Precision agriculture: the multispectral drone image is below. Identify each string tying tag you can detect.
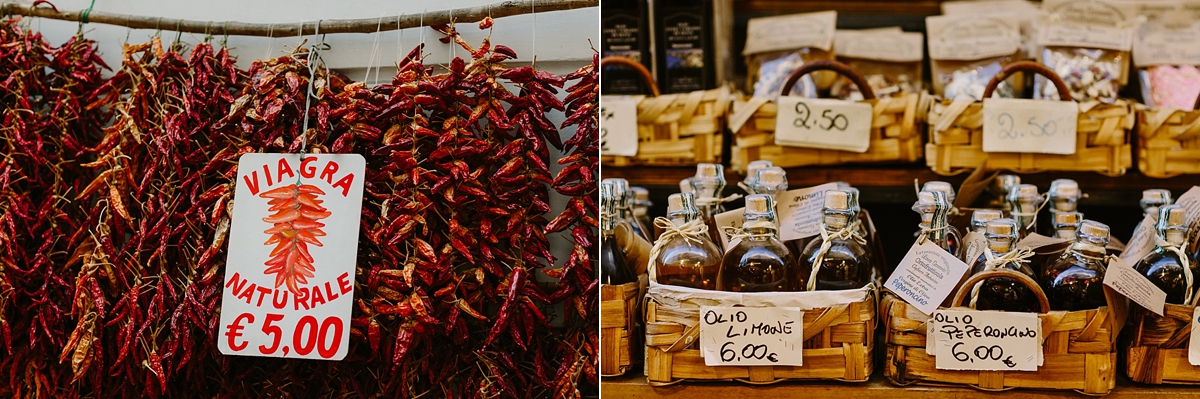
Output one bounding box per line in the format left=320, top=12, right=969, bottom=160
left=969, top=247, right=1035, bottom=308
left=1009, top=193, right=1050, bottom=231
left=1154, top=235, right=1193, bottom=305
left=915, top=224, right=950, bottom=245
left=721, top=226, right=775, bottom=243
left=806, top=220, right=867, bottom=291
left=646, top=218, right=711, bottom=282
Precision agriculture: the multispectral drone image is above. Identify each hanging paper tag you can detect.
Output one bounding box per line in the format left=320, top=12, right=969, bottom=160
left=885, top=241, right=972, bottom=315
left=714, top=208, right=745, bottom=252
left=961, top=231, right=988, bottom=266
left=932, top=310, right=1040, bottom=371
left=774, top=97, right=873, bottom=153
left=1103, top=257, right=1167, bottom=316
left=777, top=182, right=840, bottom=241
left=1122, top=187, right=1200, bottom=264
left=219, top=153, right=366, bottom=360
left=982, top=98, right=1078, bottom=154
left=699, top=306, right=804, bottom=366
left=600, top=95, right=642, bottom=156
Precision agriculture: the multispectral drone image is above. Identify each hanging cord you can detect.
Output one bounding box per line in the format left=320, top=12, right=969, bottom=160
left=968, top=247, right=1035, bottom=308
left=806, top=220, right=866, bottom=291
left=1154, top=235, right=1194, bottom=305
left=364, top=16, right=383, bottom=85
left=1010, top=193, right=1050, bottom=233
left=298, top=20, right=326, bottom=156
left=530, top=0, right=536, bottom=64
left=77, top=0, right=95, bottom=34
left=263, top=23, right=274, bottom=59
left=395, top=13, right=403, bottom=63
left=645, top=218, right=709, bottom=282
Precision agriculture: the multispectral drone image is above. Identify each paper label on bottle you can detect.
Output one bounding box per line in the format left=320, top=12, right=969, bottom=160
left=926, top=14, right=1021, bottom=60
left=743, top=11, right=836, bottom=55
left=1122, top=186, right=1200, bottom=265
left=835, top=30, right=924, bottom=62
left=931, top=310, right=1041, bottom=371
left=982, top=98, right=1078, bottom=155
left=1040, top=0, right=1137, bottom=51
left=961, top=231, right=988, bottom=266
left=1103, top=257, right=1167, bottom=316
left=699, top=306, right=804, bottom=366
left=714, top=208, right=745, bottom=252
left=1189, top=307, right=1200, bottom=366
left=599, top=95, right=642, bottom=157
left=774, top=97, right=874, bottom=153
left=777, top=183, right=841, bottom=242
left=885, top=241, right=972, bottom=315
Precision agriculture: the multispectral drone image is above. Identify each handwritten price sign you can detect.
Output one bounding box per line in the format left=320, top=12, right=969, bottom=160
left=932, top=310, right=1040, bottom=371
left=599, top=95, right=640, bottom=156
left=774, top=97, right=872, bottom=153
left=982, top=98, right=1077, bottom=155
left=218, top=153, right=366, bottom=360
left=699, top=307, right=804, bottom=366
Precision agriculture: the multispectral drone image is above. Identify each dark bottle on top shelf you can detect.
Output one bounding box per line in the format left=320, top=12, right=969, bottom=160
left=1041, top=220, right=1111, bottom=311
left=653, top=193, right=723, bottom=290
left=691, top=163, right=728, bottom=253
left=1134, top=205, right=1196, bottom=305
left=655, top=0, right=714, bottom=93
left=600, top=183, right=638, bottom=285
left=967, top=218, right=1041, bottom=312
left=601, top=0, right=652, bottom=95
left=799, top=190, right=872, bottom=291
left=717, top=194, right=793, bottom=292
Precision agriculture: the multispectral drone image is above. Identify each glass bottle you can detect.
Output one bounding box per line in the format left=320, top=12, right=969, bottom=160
left=1052, top=211, right=1083, bottom=241
left=913, top=190, right=960, bottom=258
left=691, top=163, right=728, bottom=252
left=1134, top=205, right=1196, bottom=305
left=922, top=181, right=963, bottom=254
left=679, top=177, right=694, bottom=195
left=717, top=194, right=793, bottom=292
left=601, top=178, right=651, bottom=242
left=1041, top=220, right=1111, bottom=311
left=800, top=190, right=872, bottom=291
left=989, top=174, right=1021, bottom=210
left=631, top=186, right=654, bottom=240
left=1007, top=184, right=1043, bottom=238
left=741, top=160, right=774, bottom=193
left=1141, top=189, right=1173, bottom=220
left=968, top=218, right=1041, bottom=312
left=971, top=209, right=1004, bottom=234
left=653, top=193, right=723, bottom=290
left=600, top=183, right=637, bottom=285
left=1042, top=179, right=1080, bottom=236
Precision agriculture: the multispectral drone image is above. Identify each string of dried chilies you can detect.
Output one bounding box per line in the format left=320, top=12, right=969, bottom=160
left=0, top=16, right=597, bottom=399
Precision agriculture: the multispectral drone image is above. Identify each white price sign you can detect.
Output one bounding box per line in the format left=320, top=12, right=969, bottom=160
left=774, top=97, right=873, bottom=153
left=219, top=153, right=366, bottom=360
left=982, top=98, right=1078, bottom=154
left=600, top=95, right=641, bottom=156
left=699, top=307, right=804, bottom=366
left=932, top=310, right=1041, bottom=371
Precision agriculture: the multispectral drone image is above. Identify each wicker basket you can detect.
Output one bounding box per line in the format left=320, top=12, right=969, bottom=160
left=1136, top=96, right=1200, bottom=178
left=729, top=60, right=927, bottom=173
left=599, top=56, right=728, bottom=167
left=925, top=61, right=1133, bottom=176
left=600, top=275, right=647, bottom=376
left=882, top=269, right=1125, bottom=395
left=643, top=285, right=877, bottom=385
left=1126, top=303, right=1200, bottom=384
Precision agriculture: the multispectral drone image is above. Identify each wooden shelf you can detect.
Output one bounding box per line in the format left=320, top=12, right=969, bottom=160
left=603, top=370, right=1200, bottom=398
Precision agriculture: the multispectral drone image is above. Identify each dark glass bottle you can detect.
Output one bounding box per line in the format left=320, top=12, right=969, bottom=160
left=691, top=163, right=728, bottom=253
left=913, top=190, right=959, bottom=258
left=718, top=195, right=793, bottom=292
left=1134, top=205, right=1196, bottom=305
left=800, top=190, right=872, bottom=291
left=601, top=0, right=652, bottom=95
left=1007, top=184, right=1043, bottom=238
left=922, top=181, right=963, bottom=255
left=653, top=193, right=723, bottom=290
left=600, top=184, right=637, bottom=285
left=1052, top=211, right=1082, bottom=241
left=603, top=178, right=651, bottom=242
left=968, top=218, right=1041, bottom=312
left=1042, top=179, right=1080, bottom=237
left=1141, top=189, right=1173, bottom=220
left=1041, top=220, right=1111, bottom=311
left=655, top=0, right=714, bottom=93
left=631, top=186, right=654, bottom=240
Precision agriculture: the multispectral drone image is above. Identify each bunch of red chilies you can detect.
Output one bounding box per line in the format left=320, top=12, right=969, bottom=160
left=0, top=16, right=598, bottom=398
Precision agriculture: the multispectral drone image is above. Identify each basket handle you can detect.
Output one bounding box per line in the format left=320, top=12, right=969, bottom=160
left=780, top=60, right=876, bottom=100
left=949, top=268, right=1051, bottom=313
left=600, top=56, right=660, bottom=97
left=982, top=60, right=1072, bottom=101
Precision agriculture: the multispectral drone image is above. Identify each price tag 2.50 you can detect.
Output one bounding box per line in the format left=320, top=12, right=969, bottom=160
left=774, top=96, right=873, bottom=153
left=699, top=306, right=804, bottom=366
left=600, top=95, right=642, bottom=157
left=933, top=309, right=1040, bottom=371
left=982, top=98, right=1078, bottom=155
